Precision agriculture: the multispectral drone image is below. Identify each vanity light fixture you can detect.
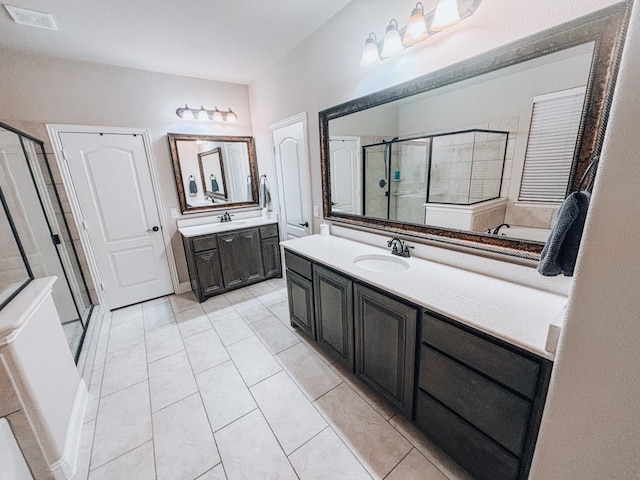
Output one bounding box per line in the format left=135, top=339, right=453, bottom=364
left=176, top=105, right=238, bottom=123
left=381, top=19, right=404, bottom=58
left=360, top=0, right=481, bottom=66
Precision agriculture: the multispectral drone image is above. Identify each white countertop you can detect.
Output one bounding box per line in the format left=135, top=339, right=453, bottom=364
left=281, top=234, right=566, bottom=360
left=178, top=217, right=278, bottom=237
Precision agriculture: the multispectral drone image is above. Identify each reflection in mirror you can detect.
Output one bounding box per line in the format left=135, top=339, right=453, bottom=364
left=329, top=43, right=592, bottom=243
left=198, top=147, right=227, bottom=201
left=168, top=134, right=259, bottom=214
left=321, top=4, right=630, bottom=256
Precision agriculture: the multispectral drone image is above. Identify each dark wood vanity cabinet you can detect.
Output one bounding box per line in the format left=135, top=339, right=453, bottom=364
left=313, top=265, right=354, bottom=369
left=283, top=247, right=554, bottom=480
left=284, top=249, right=417, bottom=414
left=194, top=249, right=225, bottom=296
left=219, top=228, right=264, bottom=288
left=183, top=223, right=281, bottom=302
left=260, top=224, right=282, bottom=278
left=284, top=251, right=315, bottom=338
left=354, top=284, right=417, bottom=417
left=415, top=312, right=552, bottom=480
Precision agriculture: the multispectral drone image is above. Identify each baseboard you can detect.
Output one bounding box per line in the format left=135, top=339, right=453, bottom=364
left=178, top=281, right=192, bottom=294
left=49, top=379, right=88, bottom=480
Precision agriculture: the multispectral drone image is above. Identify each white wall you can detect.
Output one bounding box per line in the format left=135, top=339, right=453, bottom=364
left=249, top=0, right=639, bottom=478
left=0, top=49, right=252, bottom=284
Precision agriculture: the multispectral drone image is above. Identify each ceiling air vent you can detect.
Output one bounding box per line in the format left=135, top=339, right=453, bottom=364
left=4, top=5, right=57, bottom=30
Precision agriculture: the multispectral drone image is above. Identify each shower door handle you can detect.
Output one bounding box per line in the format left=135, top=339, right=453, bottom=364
left=147, top=226, right=160, bottom=232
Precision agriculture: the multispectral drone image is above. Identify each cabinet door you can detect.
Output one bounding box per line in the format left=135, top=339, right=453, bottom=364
left=354, top=284, right=417, bottom=416
left=218, top=232, right=244, bottom=289
left=195, top=250, right=224, bottom=298
left=261, top=237, right=282, bottom=278
left=313, top=265, right=354, bottom=369
left=286, top=269, right=315, bottom=339
left=239, top=228, right=265, bottom=283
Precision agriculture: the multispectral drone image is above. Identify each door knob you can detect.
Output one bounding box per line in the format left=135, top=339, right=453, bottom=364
left=147, top=226, right=160, bottom=232
left=298, top=222, right=309, bottom=228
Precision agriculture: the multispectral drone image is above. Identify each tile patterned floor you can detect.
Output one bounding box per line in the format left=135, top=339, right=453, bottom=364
left=74, top=277, right=472, bottom=480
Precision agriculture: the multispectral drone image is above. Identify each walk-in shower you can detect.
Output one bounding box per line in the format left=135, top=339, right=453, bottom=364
left=0, top=123, right=93, bottom=361
left=363, top=129, right=509, bottom=224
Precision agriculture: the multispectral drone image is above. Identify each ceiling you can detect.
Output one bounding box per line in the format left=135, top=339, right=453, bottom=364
left=0, top=0, right=352, bottom=84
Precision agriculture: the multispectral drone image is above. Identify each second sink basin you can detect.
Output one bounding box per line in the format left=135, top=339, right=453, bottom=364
left=353, top=254, right=409, bottom=273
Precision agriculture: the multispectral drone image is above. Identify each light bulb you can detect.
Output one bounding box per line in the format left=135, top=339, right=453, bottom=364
left=226, top=109, right=237, bottom=123
left=431, top=0, right=460, bottom=31
left=381, top=19, right=404, bottom=58
left=197, top=106, right=208, bottom=121
left=360, top=32, right=381, bottom=67
left=212, top=108, right=223, bottom=122
left=403, top=2, right=428, bottom=46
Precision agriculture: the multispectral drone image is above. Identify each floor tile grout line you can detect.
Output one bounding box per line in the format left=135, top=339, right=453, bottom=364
left=385, top=415, right=458, bottom=480
left=166, top=296, right=225, bottom=477
left=274, top=347, right=390, bottom=478
left=284, top=425, right=330, bottom=458
left=381, top=446, right=414, bottom=480
left=86, top=439, right=154, bottom=476
left=141, top=306, right=159, bottom=480
left=86, top=311, right=113, bottom=474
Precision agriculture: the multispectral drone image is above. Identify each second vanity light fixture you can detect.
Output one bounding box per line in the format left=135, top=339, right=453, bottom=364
left=176, top=105, right=238, bottom=123
left=360, top=0, right=482, bottom=67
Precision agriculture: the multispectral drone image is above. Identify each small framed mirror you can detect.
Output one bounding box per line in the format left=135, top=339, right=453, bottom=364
left=198, top=147, right=228, bottom=201
left=168, top=134, right=259, bottom=214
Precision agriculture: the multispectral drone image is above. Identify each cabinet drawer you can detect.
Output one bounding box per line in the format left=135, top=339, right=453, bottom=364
left=419, top=346, right=530, bottom=455
left=284, top=250, right=312, bottom=280
left=422, top=313, right=539, bottom=399
left=192, top=234, right=218, bottom=252
left=260, top=224, right=279, bottom=239
left=415, top=391, right=520, bottom=480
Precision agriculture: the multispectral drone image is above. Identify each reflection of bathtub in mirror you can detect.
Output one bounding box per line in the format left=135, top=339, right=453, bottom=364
left=498, top=226, right=551, bottom=243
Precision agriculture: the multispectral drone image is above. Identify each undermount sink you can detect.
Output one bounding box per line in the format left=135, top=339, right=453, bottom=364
left=215, top=220, right=246, bottom=227
left=353, top=254, right=409, bottom=273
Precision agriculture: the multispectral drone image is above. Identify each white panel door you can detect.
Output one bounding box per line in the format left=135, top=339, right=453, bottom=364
left=59, top=132, right=173, bottom=309
left=271, top=114, right=312, bottom=239
left=329, top=137, right=360, bottom=214
left=223, top=142, right=251, bottom=202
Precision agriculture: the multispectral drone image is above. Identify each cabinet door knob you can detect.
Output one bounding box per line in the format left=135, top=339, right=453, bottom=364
left=298, top=222, right=309, bottom=228
left=147, top=226, right=160, bottom=232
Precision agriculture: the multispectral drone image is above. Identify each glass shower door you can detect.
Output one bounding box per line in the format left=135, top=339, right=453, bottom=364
left=0, top=124, right=93, bottom=359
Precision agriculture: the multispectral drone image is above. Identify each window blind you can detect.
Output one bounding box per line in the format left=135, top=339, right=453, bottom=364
left=518, top=87, right=586, bottom=202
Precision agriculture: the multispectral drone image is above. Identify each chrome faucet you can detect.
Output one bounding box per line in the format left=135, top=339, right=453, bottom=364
left=387, top=237, right=414, bottom=258
left=219, top=212, right=233, bottom=223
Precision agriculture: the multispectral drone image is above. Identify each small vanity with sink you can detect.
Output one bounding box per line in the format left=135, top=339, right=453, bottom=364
left=179, top=215, right=281, bottom=302
left=282, top=232, right=565, bottom=480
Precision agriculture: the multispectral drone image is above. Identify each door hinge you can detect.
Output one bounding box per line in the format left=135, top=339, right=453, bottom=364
left=61, top=149, right=69, bottom=161
left=51, top=234, right=61, bottom=245
left=100, top=282, right=105, bottom=292
left=81, top=220, right=88, bottom=231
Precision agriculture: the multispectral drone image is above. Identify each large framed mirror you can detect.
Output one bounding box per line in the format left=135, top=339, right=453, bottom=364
left=320, top=3, right=630, bottom=258
left=168, top=134, right=259, bottom=214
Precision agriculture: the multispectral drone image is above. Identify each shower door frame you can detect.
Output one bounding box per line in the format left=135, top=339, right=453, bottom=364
left=0, top=121, right=95, bottom=361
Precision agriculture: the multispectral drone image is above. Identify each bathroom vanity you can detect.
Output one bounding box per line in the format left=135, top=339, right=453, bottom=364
left=282, top=234, right=564, bottom=480
left=180, top=217, right=281, bottom=302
